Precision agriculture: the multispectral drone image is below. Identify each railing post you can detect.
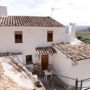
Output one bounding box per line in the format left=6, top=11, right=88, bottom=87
left=80, top=80, right=83, bottom=90
left=51, top=72, right=54, bottom=90
left=75, top=78, right=78, bottom=90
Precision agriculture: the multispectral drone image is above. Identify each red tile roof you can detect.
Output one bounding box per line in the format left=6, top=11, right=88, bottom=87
left=53, top=43, right=90, bottom=61
left=0, top=57, right=45, bottom=89
left=0, top=16, right=64, bottom=27
left=36, top=46, right=57, bottom=54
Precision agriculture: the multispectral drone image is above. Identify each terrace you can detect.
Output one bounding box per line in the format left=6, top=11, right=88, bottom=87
left=26, top=63, right=76, bottom=90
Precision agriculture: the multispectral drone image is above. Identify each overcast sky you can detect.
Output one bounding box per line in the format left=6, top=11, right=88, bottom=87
left=0, top=0, right=90, bottom=25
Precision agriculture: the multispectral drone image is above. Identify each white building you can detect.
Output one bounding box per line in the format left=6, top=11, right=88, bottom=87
left=0, top=16, right=67, bottom=65
left=0, top=6, right=90, bottom=88
left=53, top=43, right=90, bottom=87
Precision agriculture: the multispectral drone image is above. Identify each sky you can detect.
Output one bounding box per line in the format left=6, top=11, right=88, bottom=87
left=0, top=0, right=90, bottom=25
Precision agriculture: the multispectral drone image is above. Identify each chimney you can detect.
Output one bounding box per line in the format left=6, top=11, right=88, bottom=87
left=68, top=23, right=76, bottom=43
left=0, top=6, right=7, bottom=16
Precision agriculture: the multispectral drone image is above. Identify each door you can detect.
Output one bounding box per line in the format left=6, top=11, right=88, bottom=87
left=41, top=55, right=48, bottom=70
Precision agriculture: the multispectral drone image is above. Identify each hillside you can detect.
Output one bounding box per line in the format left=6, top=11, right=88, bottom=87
left=76, top=28, right=90, bottom=44
left=65, top=26, right=90, bottom=31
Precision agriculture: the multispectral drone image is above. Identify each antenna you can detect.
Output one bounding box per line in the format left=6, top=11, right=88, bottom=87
left=51, top=7, right=59, bottom=17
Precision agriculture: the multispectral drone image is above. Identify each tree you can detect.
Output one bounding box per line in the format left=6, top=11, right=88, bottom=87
left=77, top=36, right=82, bottom=40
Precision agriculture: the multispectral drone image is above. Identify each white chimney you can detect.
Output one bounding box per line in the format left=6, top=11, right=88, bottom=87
left=0, top=6, right=7, bottom=16
left=68, top=23, right=76, bottom=43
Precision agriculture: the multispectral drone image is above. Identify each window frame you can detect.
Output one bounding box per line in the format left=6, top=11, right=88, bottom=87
left=47, top=31, right=53, bottom=42
left=26, top=55, right=33, bottom=64
left=15, top=31, right=23, bottom=43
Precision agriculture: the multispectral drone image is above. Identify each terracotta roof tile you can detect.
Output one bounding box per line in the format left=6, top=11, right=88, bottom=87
left=0, top=16, right=64, bottom=27
left=0, top=57, right=45, bottom=89
left=36, top=46, right=57, bottom=54
left=53, top=43, right=90, bottom=61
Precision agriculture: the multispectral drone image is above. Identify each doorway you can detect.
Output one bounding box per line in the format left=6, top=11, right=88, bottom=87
left=41, top=55, right=48, bottom=70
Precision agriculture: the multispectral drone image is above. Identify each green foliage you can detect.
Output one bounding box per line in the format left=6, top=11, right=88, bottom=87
left=77, top=36, right=82, bottom=40
left=76, top=28, right=90, bottom=44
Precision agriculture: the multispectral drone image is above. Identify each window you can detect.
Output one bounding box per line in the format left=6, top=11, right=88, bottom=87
left=26, top=55, right=32, bottom=64
left=47, top=31, right=53, bottom=42
left=15, top=31, right=23, bottom=43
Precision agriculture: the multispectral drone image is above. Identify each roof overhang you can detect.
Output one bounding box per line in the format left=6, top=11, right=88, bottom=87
left=35, top=46, right=56, bottom=55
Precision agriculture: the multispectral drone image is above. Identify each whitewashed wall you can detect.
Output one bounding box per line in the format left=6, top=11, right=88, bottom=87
left=0, top=26, right=66, bottom=64
left=65, top=23, right=76, bottom=44
left=53, top=47, right=90, bottom=87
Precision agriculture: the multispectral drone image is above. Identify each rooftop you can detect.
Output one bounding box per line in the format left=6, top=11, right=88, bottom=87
left=0, top=16, right=64, bottom=27
left=0, top=57, right=45, bottom=89
left=53, top=43, right=90, bottom=61
left=36, top=46, right=57, bottom=55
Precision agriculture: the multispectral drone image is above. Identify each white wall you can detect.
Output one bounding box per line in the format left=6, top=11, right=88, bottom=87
left=0, top=26, right=66, bottom=64
left=53, top=47, right=90, bottom=87
left=65, top=23, right=76, bottom=44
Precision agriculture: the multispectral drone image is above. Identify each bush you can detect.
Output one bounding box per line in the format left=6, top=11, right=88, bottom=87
left=77, top=36, right=82, bottom=40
